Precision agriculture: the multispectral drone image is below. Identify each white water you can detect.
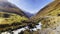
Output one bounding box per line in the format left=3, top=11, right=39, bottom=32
left=2, top=22, right=42, bottom=34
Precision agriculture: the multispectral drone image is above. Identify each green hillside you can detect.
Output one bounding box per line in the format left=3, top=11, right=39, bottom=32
left=0, top=1, right=29, bottom=31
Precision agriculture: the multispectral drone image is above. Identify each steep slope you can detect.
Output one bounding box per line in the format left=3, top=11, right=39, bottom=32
left=0, top=0, right=29, bottom=32
left=0, top=1, right=28, bottom=17
left=29, top=0, right=60, bottom=34
left=30, top=0, right=60, bottom=22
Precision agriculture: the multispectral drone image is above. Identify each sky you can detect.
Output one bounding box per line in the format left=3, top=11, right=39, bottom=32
left=1, top=0, right=54, bottom=34
left=8, top=0, right=54, bottom=14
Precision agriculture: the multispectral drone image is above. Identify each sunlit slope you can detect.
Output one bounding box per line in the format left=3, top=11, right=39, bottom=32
left=29, top=0, right=60, bottom=34
left=30, top=0, right=60, bottom=22
left=0, top=12, right=28, bottom=24
left=0, top=1, right=28, bottom=31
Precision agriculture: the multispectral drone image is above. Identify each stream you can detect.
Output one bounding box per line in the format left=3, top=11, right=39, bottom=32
left=1, top=22, right=42, bottom=34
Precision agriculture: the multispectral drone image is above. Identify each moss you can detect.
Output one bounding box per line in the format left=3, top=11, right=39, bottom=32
left=0, top=12, right=29, bottom=31
left=0, top=12, right=28, bottom=25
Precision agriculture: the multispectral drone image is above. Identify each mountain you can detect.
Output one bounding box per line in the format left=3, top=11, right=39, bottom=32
left=29, top=0, right=60, bottom=34
left=30, top=0, right=60, bottom=22
left=24, top=11, right=34, bottom=18
left=0, top=1, right=28, bottom=17
left=0, top=0, right=29, bottom=31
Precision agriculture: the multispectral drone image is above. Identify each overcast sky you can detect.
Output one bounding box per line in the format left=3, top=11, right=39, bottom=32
left=8, top=0, right=54, bottom=14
